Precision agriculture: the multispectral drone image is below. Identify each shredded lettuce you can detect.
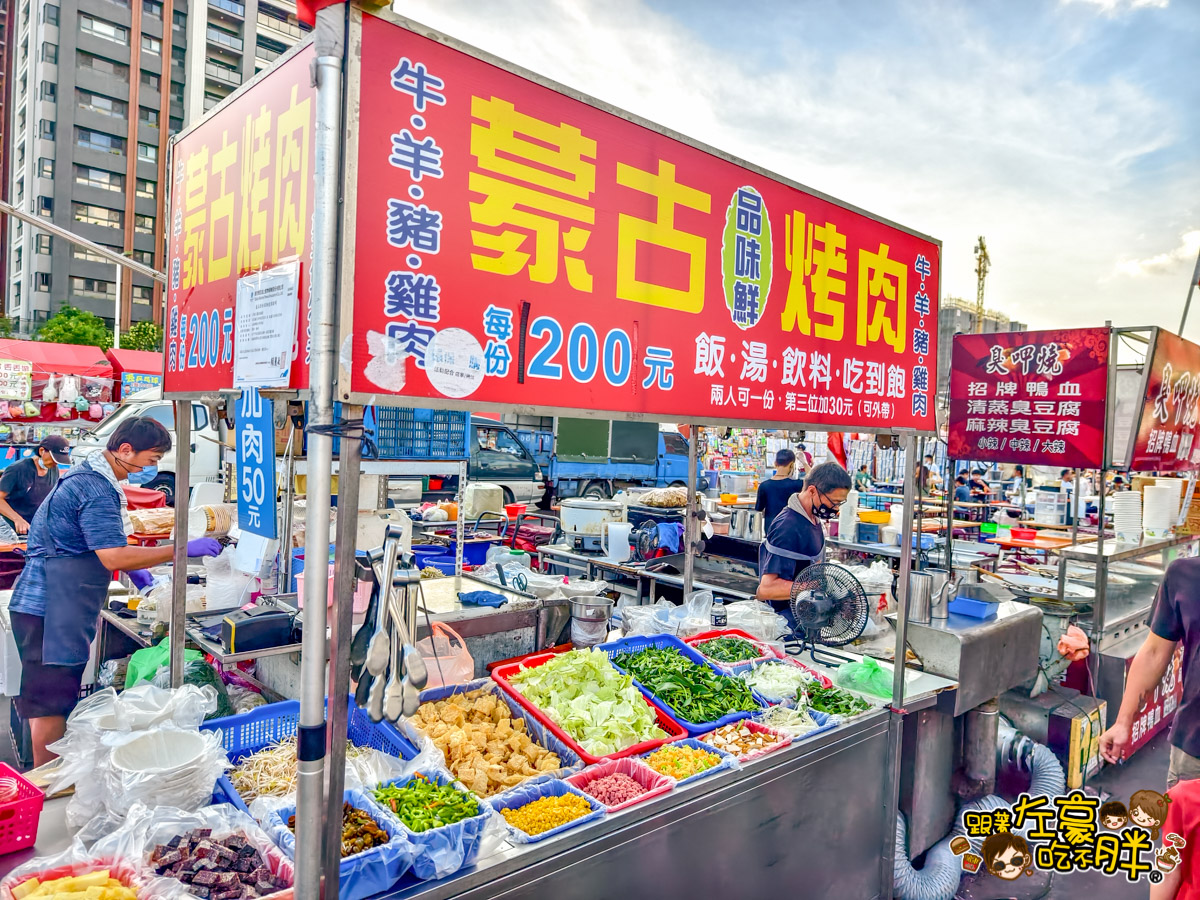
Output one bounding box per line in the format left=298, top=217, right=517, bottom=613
left=509, top=648, right=662, bottom=756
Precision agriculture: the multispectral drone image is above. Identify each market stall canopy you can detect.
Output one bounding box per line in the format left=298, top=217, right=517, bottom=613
left=0, top=339, right=112, bottom=379
left=106, top=349, right=164, bottom=399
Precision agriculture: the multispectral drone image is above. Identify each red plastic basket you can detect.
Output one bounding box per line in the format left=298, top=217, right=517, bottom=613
left=684, top=629, right=782, bottom=669
left=491, top=652, right=687, bottom=765
left=0, top=763, right=43, bottom=856
left=697, top=720, right=793, bottom=763
left=565, top=757, right=675, bottom=813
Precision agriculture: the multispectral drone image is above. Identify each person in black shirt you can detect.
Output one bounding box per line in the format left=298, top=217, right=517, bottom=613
left=0, top=436, right=70, bottom=535
left=755, top=449, right=803, bottom=530
left=756, top=462, right=852, bottom=600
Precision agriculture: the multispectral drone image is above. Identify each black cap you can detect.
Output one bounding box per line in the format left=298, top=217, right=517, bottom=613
left=38, top=435, right=71, bottom=464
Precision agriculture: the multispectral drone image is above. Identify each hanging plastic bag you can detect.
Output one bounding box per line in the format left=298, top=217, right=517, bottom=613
left=0, top=402, right=10, bottom=420
left=60, top=375, right=80, bottom=404
left=415, top=622, right=475, bottom=689
left=203, top=545, right=254, bottom=610
left=56, top=401, right=72, bottom=419
left=125, top=640, right=200, bottom=689
left=23, top=401, right=38, bottom=417
left=89, top=402, right=103, bottom=419
left=75, top=395, right=89, bottom=413
left=41, top=373, right=58, bottom=403
left=833, top=656, right=894, bottom=699
left=152, top=659, right=236, bottom=719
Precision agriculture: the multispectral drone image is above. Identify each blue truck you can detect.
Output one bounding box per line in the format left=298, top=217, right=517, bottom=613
left=514, top=417, right=695, bottom=503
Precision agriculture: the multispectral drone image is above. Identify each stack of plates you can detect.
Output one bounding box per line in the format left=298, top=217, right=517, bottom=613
left=1112, top=491, right=1142, bottom=544
left=1156, top=478, right=1185, bottom=521
left=839, top=490, right=860, bottom=542
left=1143, top=485, right=1178, bottom=539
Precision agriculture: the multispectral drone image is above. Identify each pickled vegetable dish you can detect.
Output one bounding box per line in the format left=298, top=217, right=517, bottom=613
left=289, top=803, right=389, bottom=858
left=612, top=647, right=758, bottom=723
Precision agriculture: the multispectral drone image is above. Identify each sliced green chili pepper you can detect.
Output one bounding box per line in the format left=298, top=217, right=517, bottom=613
left=374, top=776, right=479, bottom=832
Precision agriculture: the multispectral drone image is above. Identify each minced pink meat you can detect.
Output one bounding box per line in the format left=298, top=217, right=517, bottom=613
left=581, top=773, right=646, bottom=806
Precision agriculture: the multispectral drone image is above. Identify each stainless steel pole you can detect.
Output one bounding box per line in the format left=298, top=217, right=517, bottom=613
left=169, top=399, right=191, bottom=687
left=880, top=433, right=918, bottom=900
left=944, top=455, right=954, bottom=572
left=295, top=9, right=345, bottom=897
left=322, top=405, right=362, bottom=900
left=113, top=265, right=122, bottom=351
left=682, top=423, right=698, bottom=598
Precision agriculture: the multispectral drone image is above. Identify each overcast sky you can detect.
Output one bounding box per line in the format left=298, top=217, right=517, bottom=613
left=394, top=0, right=1200, bottom=348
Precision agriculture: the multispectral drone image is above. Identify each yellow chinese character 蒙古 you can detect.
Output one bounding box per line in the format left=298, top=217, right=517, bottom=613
left=207, top=130, right=237, bottom=282
left=468, top=96, right=596, bottom=291
left=238, top=105, right=272, bottom=272
left=273, top=85, right=311, bottom=260
left=857, top=242, right=907, bottom=353
left=781, top=211, right=847, bottom=340
left=615, top=159, right=710, bottom=313
left=1055, top=791, right=1099, bottom=847
left=1012, top=793, right=1057, bottom=841
left=181, top=146, right=209, bottom=290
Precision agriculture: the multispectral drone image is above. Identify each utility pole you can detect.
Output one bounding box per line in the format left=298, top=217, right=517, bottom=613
left=973, top=236, right=990, bottom=334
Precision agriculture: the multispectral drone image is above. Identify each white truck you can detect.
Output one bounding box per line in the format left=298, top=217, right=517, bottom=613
left=68, top=387, right=224, bottom=504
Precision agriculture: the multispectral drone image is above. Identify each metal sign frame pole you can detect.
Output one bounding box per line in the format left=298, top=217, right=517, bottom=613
left=880, top=433, right=919, bottom=899
left=168, top=399, right=191, bottom=686
left=294, top=7, right=347, bottom=898
left=683, top=422, right=698, bottom=598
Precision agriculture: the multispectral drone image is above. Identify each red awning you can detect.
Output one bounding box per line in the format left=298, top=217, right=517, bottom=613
left=0, top=339, right=113, bottom=379
left=106, top=348, right=163, bottom=377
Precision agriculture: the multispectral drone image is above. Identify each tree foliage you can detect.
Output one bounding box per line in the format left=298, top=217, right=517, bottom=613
left=120, top=321, right=163, bottom=352
left=37, top=306, right=112, bottom=350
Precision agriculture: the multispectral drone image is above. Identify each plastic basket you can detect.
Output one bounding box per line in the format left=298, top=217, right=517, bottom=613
left=295, top=565, right=371, bottom=613
left=696, top=720, right=792, bottom=763
left=370, top=768, right=491, bottom=881
left=331, top=406, right=470, bottom=460
left=733, top=657, right=833, bottom=702
left=394, top=679, right=582, bottom=798
left=597, top=634, right=767, bottom=735
left=200, top=697, right=418, bottom=815
left=565, top=757, right=675, bottom=813
left=491, top=652, right=688, bottom=765
left=486, top=778, right=605, bottom=844
left=639, top=738, right=736, bottom=788
left=0, top=762, right=44, bottom=855
left=1, top=858, right=145, bottom=900
left=684, top=629, right=781, bottom=670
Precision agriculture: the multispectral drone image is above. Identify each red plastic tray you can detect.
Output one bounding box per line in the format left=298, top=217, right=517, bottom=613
left=0, top=762, right=43, bottom=856
left=490, top=652, right=687, bottom=765
left=685, top=629, right=782, bottom=668
left=697, top=720, right=793, bottom=762
left=486, top=644, right=573, bottom=673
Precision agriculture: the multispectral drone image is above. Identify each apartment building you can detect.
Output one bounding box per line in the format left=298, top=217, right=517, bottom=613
left=4, top=0, right=309, bottom=335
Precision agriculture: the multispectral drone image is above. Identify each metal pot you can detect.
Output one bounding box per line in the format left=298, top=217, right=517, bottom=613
left=560, top=498, right=624, bottom=538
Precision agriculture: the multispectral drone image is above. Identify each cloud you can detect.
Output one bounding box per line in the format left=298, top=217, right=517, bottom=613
left=1060, top=0, right=1168, bottom=14
left=1115, top=231, right=1200, bottom=277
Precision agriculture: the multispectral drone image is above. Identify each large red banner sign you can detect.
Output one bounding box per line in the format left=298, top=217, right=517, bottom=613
left=348, top=14, right=940, bottom=429
left=948, top=329, right=1110, bottom=468
left=1129, top=330, right=1200, bottom=473
left=163, top=49, right=316, bottom=394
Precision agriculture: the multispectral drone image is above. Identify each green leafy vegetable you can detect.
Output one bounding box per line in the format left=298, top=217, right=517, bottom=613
left=374, top=776, right=479, bottom=832
left=612, top=647, right=759, bottom=724
left=509, top=648, right=664, bottom=756
left=801, top=683, right=871, bottom=717
left=741, top=661, right=816, bottom=700
left=694, top=636, right=763, bottom=663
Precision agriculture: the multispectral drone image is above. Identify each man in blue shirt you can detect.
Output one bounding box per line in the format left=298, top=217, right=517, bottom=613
left=10, top=416, right=221, bottom=765
left=755, top=462, right=852, bottom=600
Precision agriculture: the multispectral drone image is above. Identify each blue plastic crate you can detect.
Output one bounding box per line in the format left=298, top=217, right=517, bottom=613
left=330, top=405, right=470, bottom=460
left=200, top=696, right=419, bottom=815
left=597, top=634, right=768, bottom=735
left=486, top=778, right=606, bottom=844
left=639, top=737, right=736, bottom=788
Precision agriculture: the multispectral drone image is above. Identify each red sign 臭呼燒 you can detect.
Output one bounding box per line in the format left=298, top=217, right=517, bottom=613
left=163, top=48, right=316, bottom=395
left=948, top=329, right=1110, bottom=468
left=1129, top=330, right=1200, bottom=473
left=346, top=14, right=941, bottom=430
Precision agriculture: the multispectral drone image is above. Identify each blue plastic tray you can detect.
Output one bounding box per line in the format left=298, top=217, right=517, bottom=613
left=486, top=778, right=606, bottom=844
left=597, top=634, right=768, bottom=735
left=639, top=737, right=736, bottom=788
left=751, top=707, right=841, bottom=743
left=372, top=767, right=492, bottom=881
left=265, top=788, right=413, bottom=900
left=200, top=696, right=419, bottom=815
left=949, top=596, right=1000, bottom=619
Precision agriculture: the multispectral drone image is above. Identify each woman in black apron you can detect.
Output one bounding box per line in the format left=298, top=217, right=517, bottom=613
left=8, top=416, right=221, bottom=766
left=756, top=462, right=852, bottom=602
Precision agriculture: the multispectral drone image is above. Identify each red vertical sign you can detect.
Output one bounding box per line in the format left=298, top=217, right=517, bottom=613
left=1129, top=330, right=1200, bottom=473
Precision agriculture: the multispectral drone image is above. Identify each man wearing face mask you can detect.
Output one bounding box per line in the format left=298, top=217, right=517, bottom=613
left=0, top=436, right=71, bottom=536
left=755, top=462, right=852, bottom=601
left=8, top=417, right=222, bottom=765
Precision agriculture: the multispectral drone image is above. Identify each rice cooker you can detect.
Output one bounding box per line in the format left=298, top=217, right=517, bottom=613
left=559, top=498, right=624, bottom=552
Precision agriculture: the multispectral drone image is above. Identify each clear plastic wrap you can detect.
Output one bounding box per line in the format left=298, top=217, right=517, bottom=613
left=370, top=767, right=496, bottom=881
left=263, top=788, right=413, bottom=900
left=88, top=801, right=293, bottom=898
left=485, top=779, right=605, bottom=845
left=102, top=726, right=231, bottom=816
left=0, top=837, right=175, bottom=900
left=722, top=600, right=790, bottom=641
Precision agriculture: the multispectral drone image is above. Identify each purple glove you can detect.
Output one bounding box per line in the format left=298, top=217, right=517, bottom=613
left=186, top=537, right=222, bottom=558
left=127, top=568, right=154, bottom=591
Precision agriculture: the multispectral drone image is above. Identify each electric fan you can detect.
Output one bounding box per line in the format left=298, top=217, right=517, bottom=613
left=632, top=520, right=661, bottom=562
left=788, top=562, right=870, bottom=666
